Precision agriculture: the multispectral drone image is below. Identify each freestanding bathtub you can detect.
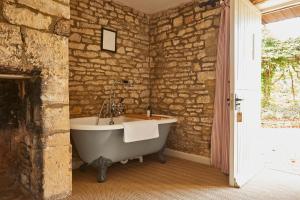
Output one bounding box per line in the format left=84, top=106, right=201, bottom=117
left=70, top=114, right=177, bottom=182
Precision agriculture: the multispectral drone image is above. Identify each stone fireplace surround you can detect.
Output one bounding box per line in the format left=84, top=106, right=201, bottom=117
left=0, top=0, right=72, bottom=199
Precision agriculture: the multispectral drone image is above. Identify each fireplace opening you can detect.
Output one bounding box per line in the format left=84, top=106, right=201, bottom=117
left=0, top=72, right=42, bottom=198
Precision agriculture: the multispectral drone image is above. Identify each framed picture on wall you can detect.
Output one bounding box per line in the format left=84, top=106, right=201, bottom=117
left=101, top=28, right=117, bottom=53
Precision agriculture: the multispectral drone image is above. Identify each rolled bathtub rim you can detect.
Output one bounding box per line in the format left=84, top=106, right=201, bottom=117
left=70, top=114, right=177, bottom=131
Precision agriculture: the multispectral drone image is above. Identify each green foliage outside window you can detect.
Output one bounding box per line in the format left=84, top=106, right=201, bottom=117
left=262, top=34, right=300, bottom=108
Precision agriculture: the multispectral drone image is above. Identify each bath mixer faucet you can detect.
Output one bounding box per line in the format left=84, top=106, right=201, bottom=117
left=108, top=97, right=126, bottom=125
left=117, top=98, right=125, bottom=116
left=97, top=80, right=131, bottom=125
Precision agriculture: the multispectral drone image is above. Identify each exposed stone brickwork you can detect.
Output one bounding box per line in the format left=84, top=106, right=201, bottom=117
left=1, top=0, right=221, bottom=198
left=69, top=0, right=220, bottom=159
left=149, top=2, right=220, bottom=158
left=69, top=0, right=151, bottom=117
left=0, top=0, right=71, bottom=199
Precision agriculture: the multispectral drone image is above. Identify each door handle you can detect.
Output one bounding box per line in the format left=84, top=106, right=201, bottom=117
left=227, top=97, right=243, bottom=105
left=235, top=96, right=243, bottom=109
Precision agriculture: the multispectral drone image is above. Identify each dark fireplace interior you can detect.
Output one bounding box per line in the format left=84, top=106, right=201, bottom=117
left=0, top=72, right=42, bottom=198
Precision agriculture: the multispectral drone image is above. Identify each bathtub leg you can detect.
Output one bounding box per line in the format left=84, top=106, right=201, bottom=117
left=79, top=162, right=89, bottom=172
left=158, top=146, right=166, bottom=164
left=97, top=157, right=112, bottom=183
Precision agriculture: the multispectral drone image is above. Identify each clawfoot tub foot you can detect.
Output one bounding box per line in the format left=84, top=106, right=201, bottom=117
left=79, top=162, right=89, bottom=172
left=97, top=157, right=112, bottom=183
left=158, top=146, right=166, bottom=164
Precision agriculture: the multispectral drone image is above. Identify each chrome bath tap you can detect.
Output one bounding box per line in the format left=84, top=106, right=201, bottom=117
left=97, top=80, right=132, bottom=125
left=108, top=97, right=125, bottom=125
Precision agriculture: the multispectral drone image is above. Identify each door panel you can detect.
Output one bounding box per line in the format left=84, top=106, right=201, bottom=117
left=230, top=0, right=262, bottom=187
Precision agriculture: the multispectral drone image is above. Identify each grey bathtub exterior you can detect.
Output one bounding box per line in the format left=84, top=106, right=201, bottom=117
left=71, top=122, right=174, bottom=182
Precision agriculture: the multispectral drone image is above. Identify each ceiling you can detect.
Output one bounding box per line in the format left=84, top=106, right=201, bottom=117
left=255, top=0, right=300, bottom=12
left=115, top=0, right=192, bottom=14
left=262, top=4, right=300, bottom=24
left=254, top=0, right=300, bottom=24
left=251, top=0, right=267, bottom=4
left=114, top=0, right=300, bottom=24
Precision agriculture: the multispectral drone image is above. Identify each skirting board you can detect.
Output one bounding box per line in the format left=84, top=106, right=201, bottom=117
left=164, top=148, right=211, bottom=166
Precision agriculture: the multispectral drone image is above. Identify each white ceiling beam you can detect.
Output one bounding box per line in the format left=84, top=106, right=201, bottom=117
left=257, top=0, right=300, bottom=13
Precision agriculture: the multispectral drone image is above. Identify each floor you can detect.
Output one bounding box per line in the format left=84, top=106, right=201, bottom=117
left=266, top=147, right=300, bottom=176
left=68, top=156, right=300, bottom=200
left=262, top=128, right=300, bottom=175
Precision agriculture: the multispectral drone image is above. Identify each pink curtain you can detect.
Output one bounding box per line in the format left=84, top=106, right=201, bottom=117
left=211, top=0, right=230, bottom=174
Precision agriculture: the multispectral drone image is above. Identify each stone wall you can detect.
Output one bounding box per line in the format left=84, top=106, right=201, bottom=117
left=149, top=2, right=220, bottom=157
left=0, top=0, right=72, bottom=199
left=69, top=0, right=151, bottom=117
left=69, top=0, right=220, bottom=159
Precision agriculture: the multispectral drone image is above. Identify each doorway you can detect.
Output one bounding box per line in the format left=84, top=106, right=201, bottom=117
left=260, top=12, right=300, bottom=176
left=230, top=0, right=300, bottom=187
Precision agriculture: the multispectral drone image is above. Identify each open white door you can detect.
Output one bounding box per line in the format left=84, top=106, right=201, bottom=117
left=229, top=0, right=262, bottom=187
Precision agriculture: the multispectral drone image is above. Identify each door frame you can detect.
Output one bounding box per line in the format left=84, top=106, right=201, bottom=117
left=229, top=0, right=236, bottom=187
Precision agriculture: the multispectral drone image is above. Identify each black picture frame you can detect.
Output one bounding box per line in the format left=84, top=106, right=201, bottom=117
left=101, top=28, right=117, bottom=53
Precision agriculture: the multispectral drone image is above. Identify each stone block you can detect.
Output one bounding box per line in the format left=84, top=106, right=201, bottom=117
left=69, top=33, right=81, bottom=42
left=70, top=106, right=82, bottom=115
left=195, top=20, right=213, bottom=30
left=71, top=27, right=94, bottom=36
left=202, top=7, right=221, bottom=18
left=73, top=50, right=98, bottom=58
left=3, top=3, right=52, bottom=30
left=104, top=3, right=114, bottom=11
left=54, top=19, right=70, bottom=36
left=41, top=106, right=70, bottom=133
left=41, top=75, right=69, bottom=104
left=87, top=44, right=100, bottom=51
left=23, top=28, right=69, bottom=75
left=196, top=95, right=211, bottom=104
left=169, top=104, right=185, bottom=111
left=43, top=145, right=72, bottom=199
left=17, top=0, right=70, bottom=19
left=69, top=42, right=85, bottom=50
left=125, top=15, right=134, bottom=23
left=185, top=15, right=194, bottom=24
left=163, top=98, right=174, bottom=104
left=56, top=0, right=69, bottom=5
left=41, top=133, right=70, bottom=147
left=0, top=22, right=22, bottom=67
left=173, top=16, right=183, bottom=27
left=197, top=71, right=216, bottom=82
left=100, top=52, right=111, bottom=58
left=89, top=58, right=105, bottom=64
